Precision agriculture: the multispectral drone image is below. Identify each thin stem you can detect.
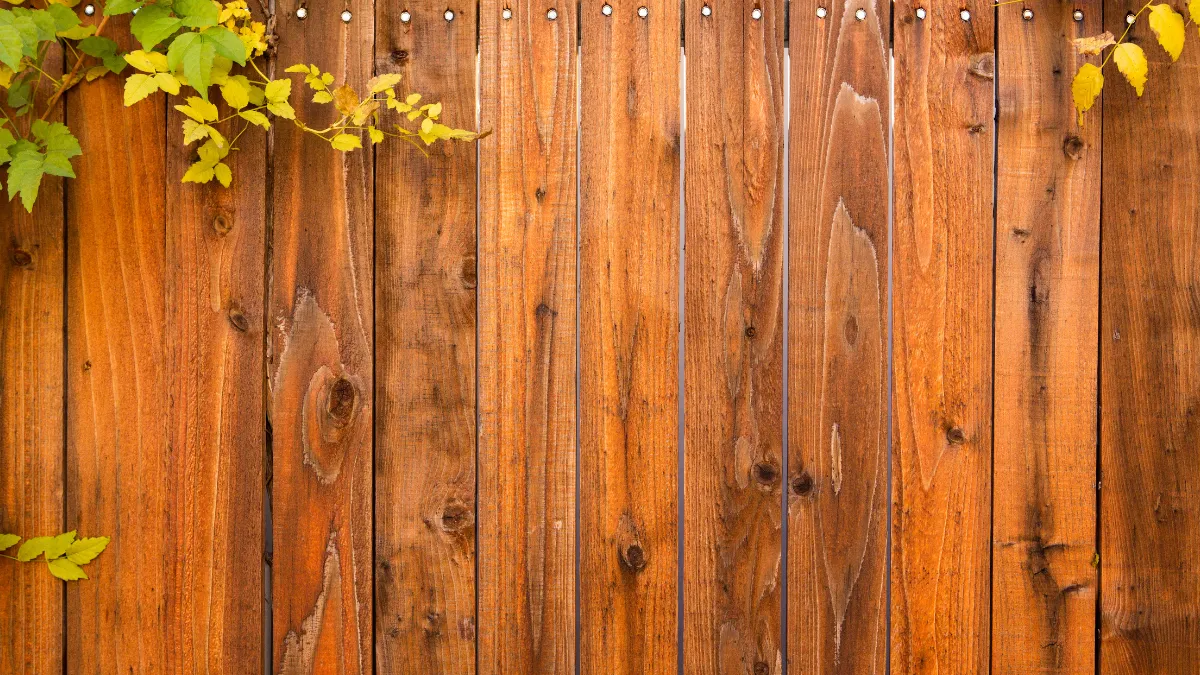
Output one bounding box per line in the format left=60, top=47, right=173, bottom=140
left=39, top=14, right=110, bottom=120
left=1102, top=1, right=1153, bottom=69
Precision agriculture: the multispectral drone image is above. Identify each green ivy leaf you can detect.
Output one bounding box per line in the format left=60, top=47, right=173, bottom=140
left=47, top=557, right=87, bottom=581
left=0, top=533, right=19, bottom=551
left=45, top=3, right=79, bottom=31
left=130, top=4, right=182, bottom=51
left=174, top=0, right=219, bottom=28
left=103, top=0, right=143, bottom=15
left=0, top=128, right=15, bottom=163
left=78, top=34, right=117, bottom=57
left=201, top=26, right=245, bottom=65
left=64, top=536, right=109, bottom=565
left=16, top=534, right=52, bottom=562
left=0, top=13, right=30, bottom=70
left=167, top=31, right=215, bottom=98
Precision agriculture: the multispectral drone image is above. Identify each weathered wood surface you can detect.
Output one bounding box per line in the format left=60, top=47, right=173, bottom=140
left=0, top=48, right=64, bottom=675
left=163, top=80, right=267, bottom=671
left=374, top=1, right=478, bottom=672
left=788, top=0, right=890, bottom=671
left=683, top=0, right=784, bottom=673
left=65, top=18, right=169, bottom=673
left=891, top=0, right=995, bottom=671
left=478, top=0, right=577, bottom=671
left=993, top=1, right=1100, bottom=672
left=579, top=0, right=680, bottom=672
left=1099, top=0, right=1200, bottom=670
left=269, top=0, right=375, bottom=671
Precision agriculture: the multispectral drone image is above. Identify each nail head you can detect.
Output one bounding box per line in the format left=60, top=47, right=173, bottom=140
left=1021, top=7, right=1032, bottom=19
left=1125, top=11, right=1135, bottom=23
left=83, top=2, right=95, bottom=14
left=701, top=3, right=711, bottom=15
left=131, top=6, right=139, bottom=13
left=547, top=7, right=557, bottom=18
left=637, top=5, right=648, bottom=17
left=816, top=5, right=827, bottom=17
left=502, top=7, right=512, bottom=17
left=960, top=8, right=970, bottom=20
left=915, top=6, right=926, bottom=18
left=855, top=7, right=866, bottom=19
left=751, top=6, right=762, bottom=18
left=602, top=2, right=612, bottom=14
left=1073, top=8, right=1084, bottom=20
left=295, top=5, right=307, bottom=17
left=400, top=9, right=411, bottom=21
left=340, top=9, right=352, bottom=21
left=445, top=8, right=455, bottom=20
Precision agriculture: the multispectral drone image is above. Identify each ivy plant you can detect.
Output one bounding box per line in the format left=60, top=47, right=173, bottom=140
left=0, top=531, right=110, bottom=581
left=0, top=0, right=483, bottom=211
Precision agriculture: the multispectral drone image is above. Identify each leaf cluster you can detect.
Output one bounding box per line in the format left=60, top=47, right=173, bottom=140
left=0, top=531, right=110, bottom=581
left=1071, top=0, right=1200, bottom=122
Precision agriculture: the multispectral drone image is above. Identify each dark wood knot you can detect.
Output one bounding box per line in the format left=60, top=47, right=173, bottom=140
left=744, top=325, right=757, bottom=338
left=535, top=186, right=546, bottom=202
left=10, top=248, right=32, bottom=267
left=946, top=426, right=967, bottom=445
left=211, top=214, right=232, bottom=235
left=1063, top=135, right=1085, bottom=160
left=752, top=461, right=779, bottom=486
left=440, top=501, right=474, bottom=532
left=621, top=543, right=648, bottom=571
left=791, top=472, right=814, bottom=496
left=753, top=663, right=770, bottom=675
left=227, top=307, right=249, bottom=332
left=844, top=315, right=859, bottom=345
left=390, top=49, right=409, bottom=63
left=460, top=256, right=477, bottom=289
left=326, top=377, right=357, bottom=426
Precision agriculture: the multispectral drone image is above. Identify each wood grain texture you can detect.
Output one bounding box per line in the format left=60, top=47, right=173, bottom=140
left=478, top=0, right=576, bottom=672
left=891, top=0, right=994, bottom=671
left=65, top=19, right=169, bottom=674
left=373, top=1, right=478, bottom=671
left=270, top=1, right=374, bottom=672
left=1099, top=0, right=1200, bottom=670
left=992, top=1, right=1100, bottom=672
left=682, top=0, right=784, bottom=672
left=162, top=92, right=267, bottom=671
left=787, top=0, right=890, bottom=671
left=0, top=59, right=65, bottom=674
left=579, top=0, right=680, bottom=672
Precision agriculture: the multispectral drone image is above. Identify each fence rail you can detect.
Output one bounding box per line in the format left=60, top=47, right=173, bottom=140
left=2, top=0, right=1198, bottom=672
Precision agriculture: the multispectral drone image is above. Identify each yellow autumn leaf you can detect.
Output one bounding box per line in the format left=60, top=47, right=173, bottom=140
left=176, top=97, right=220, bottom=123
left=63, top=536, right=109, bottom=565
left=124, top=51, right=160, bottom=74
left=84, top=65, right=109, bottom=82
left=48, top=558, right=88, bottom=581
left=1191, top=0, right=1200, bottom=34
left=0, top=533, right=20, bottom=551
left=182, top=119, right=212, bottom=144
left=123, top=73, right=161, bottom=106
left=332, top=84, right=359, bottom=115
left=330, top=133, right=362, bottom=151
left=368, top=73, right=402, bottom=93
left=214, top=162, right=232, bottom=187
left=1148, top=4, right=1185, bottom=61
left=239, top=109, right=270, bottom=128
left=0, top=65, right=13, bottom=89
left=1073, top=31, right=1116, bottom=56
left=1112, top=42, right=1148, bottom=95
left=182, top=160, right=216, bottom=184
left=154, top=73, right=181, bottom=95
left=368, top=126, right=384, bottom=144
left=313, top=91, right=333, bottom=104
left=220, top=79, right=250, bottom=109
left=1072, top=63, right=1104, bottom=124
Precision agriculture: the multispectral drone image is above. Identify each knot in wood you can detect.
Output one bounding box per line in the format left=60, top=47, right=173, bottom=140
left=227, top=307, right=249, bottom=332
left=439, top=500, right=474, bottom=532
left=82, top=360, right=92, bottom=371
left=390, top=49, right=409, bottom=63
left=753, top=663, right=770, bottom=675
left=535, top=186, right=547, bottom=202
left=10, top=248, right=32, bottom=267
left=1063, top=135, right=1085, bottom=160
left=211, top=214, right=233, bottom=235
left=968, top=53, right=995, bottom=79
left=946, top=426, right=967, bottom=445
left=744, top=325, right=757, bottom=338
left=791, top=472, right=814, bottom=496
left=621, top=543, right=648, bottom=571
left=844, top=315, right=859, bottom=345
left=326, top=377, right=357, bottom=427
left=752, top=461, right=779, bottom=486
left=460, top=256, right=477, bottom=289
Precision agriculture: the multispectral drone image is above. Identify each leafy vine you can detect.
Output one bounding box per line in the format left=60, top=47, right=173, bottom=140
left=0, top=531, right=110, bottom=581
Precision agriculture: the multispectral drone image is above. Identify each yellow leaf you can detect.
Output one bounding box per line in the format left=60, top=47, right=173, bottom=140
left=154, top=73, right=181, bottom=95
left=239, top=109, right=270, bottom=128
left=64, top=536, right=109, bottom=565
left=422, top=102, right=442, bottom=120
left=124, top=51, right=160, bottom=74
left=57, top=24, right=95, bottom=39
left=405, top=92, right=421, bottom=105
left=1191, top=0, right=1200, bottom=33
left=84, top=65, right=109, bottom=82
left=0, top=65, right=13, bottom=89
left=214, top=162, right=232, bottom=187
left=183, top=119, right=212, bottom=144
left=1073, top=32, right=1116, bottom=56
left=124, top=73, right=161, bottom=107
left=16, top=537, right=52, bottom=562
left=330, top=133, right=362, bottom=151
left=420, top=117, right=434, bottom=134
left=1112, top=42, right=1148, bottom=95
left=368, top=126, right=384, bottom=144
left=368, top=73, right=401, bottom=93
left=313, top=90, right=333, bottom=104
left=176, top=96, right=220, bottom=122
left=43, top=531, right=75, bottom=560
left=0, top=533, right=20, bottom=551
left=182, top=160, right=216, bottom=184
left=1148, top=4, right=1186, bottom=60
left=264, top=78, right=291, bottom=104
left=352, top=100, right=379, bottom=126
left=220, top=79, right=249, bottom=109
left=1072, top=63, right=1104, bottom=124
left=48, top=558, right=88, bottom=581
left=332, top=84, right=359, bottom=115
left=267, top=100, right=295, bottom=119
left=284, top=64, right=310, bottom=73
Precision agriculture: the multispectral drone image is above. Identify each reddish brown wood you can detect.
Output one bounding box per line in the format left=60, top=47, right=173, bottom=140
left=1100, top=0, right=1200, bottom=670
left=788, top=0, right=891, bottom=671
left=373, top=1, right=478, bottom=672
left=683, top=0, right=785, bottom=672
left=270, top=1, right=374, bottom=672
left=478, top=0, right=577, bottom=671
left=579, top=0, right=680, bottom=672
left=891, top=0, right=995, bottom=671
left=992, top=0, right=1101, bottom=672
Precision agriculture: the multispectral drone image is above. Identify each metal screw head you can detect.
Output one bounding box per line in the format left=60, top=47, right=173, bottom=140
left=855, top=7, right=866, bottom=19
left=502, top=7, right=512, bottom=18
left=295, top=5, right=307, bottom=17
left=816, top=5, right=827, bottom=17
left=1073, top=9, right=1084, bottom=20
left=701, top=3, right=711, bottom=15
left=1021, top=8, right=1032, bottom=19
left=601, top=2, right=612, bottom=14
left=131, top=6, right=139, bottom=13
left=637, top=5, right=648, bottom=17
left=547, top=7, right=557, bottom=18
left=1125, top=11, right=1135, bottom=23
left=959, top=8, right=970, bottom=20
left=445, top=8, right=455, bottom=20
left=400, top=9, right=411, bottom=21
left=915, top=6, right=926, bottom=18
left=83, top=3, right=95, bottom=14
left=751, top=7, right=762, bottom=18
left=340, top=9, right=352, bottom=21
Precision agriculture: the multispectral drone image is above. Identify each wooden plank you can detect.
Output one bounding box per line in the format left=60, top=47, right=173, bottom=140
left=373, top=2, right=477, bottom=672
left=579, top=0, right=680, bottom=671
left=65, top=19, right=169, bottom=673
left=682, top=0, right=784, bottom=672
left=891, top=0, right=994, bottom=671
left=161, top=83, right=267, bottom=669
left=787, top=0, right=890, bottom=671
left=0, top=62, right=65, bottom=674
left=992, top=1, right=1100, bottom=672
left=1099, top=0, right=1200, bottom=669
left=477, top=0, right=576, bottom=672
left=269, top=1, right=374, bottom=672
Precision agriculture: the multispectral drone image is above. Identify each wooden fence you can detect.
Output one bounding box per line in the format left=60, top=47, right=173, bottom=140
left=2, top=0, right=1199, bottom=672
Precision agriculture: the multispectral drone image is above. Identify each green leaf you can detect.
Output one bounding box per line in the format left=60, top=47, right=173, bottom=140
left=56, top=24, right=95, bottom=39
left=238, top=109, right=269, bottom=128
left=174, top=0, right=219, bottom=27
left=0, top=128, right=15, bottom=162
left=180, top=34, right=215, bottom=98
left=41, top=152, right=74, bottom=177
left=0, top=17, right=29, bottom=71
left=103, top=0, right=143, bottom=15
left=42, top=530, right=76, bottom=560
left=16, top=535, right=52, bottom=562
left=200, top=26, right=245, bottom=65
left=31, top=120, right=81, bottom=157
left=46, top=3, right=79, bottom=30
left=130, top=4, right=182, bottom=51
left=16, top=7, right=59, bottom=41
left=78, top=35, right=117, bottom=58
left=330, top=133, right=361, bottom=151
left=47, top=557, right=88, bottom=581
left=0, top=533, right=19, bottom=551
left=123, top=72, right=160, bottom=105
left=64, top=536, right=109, bottom=565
